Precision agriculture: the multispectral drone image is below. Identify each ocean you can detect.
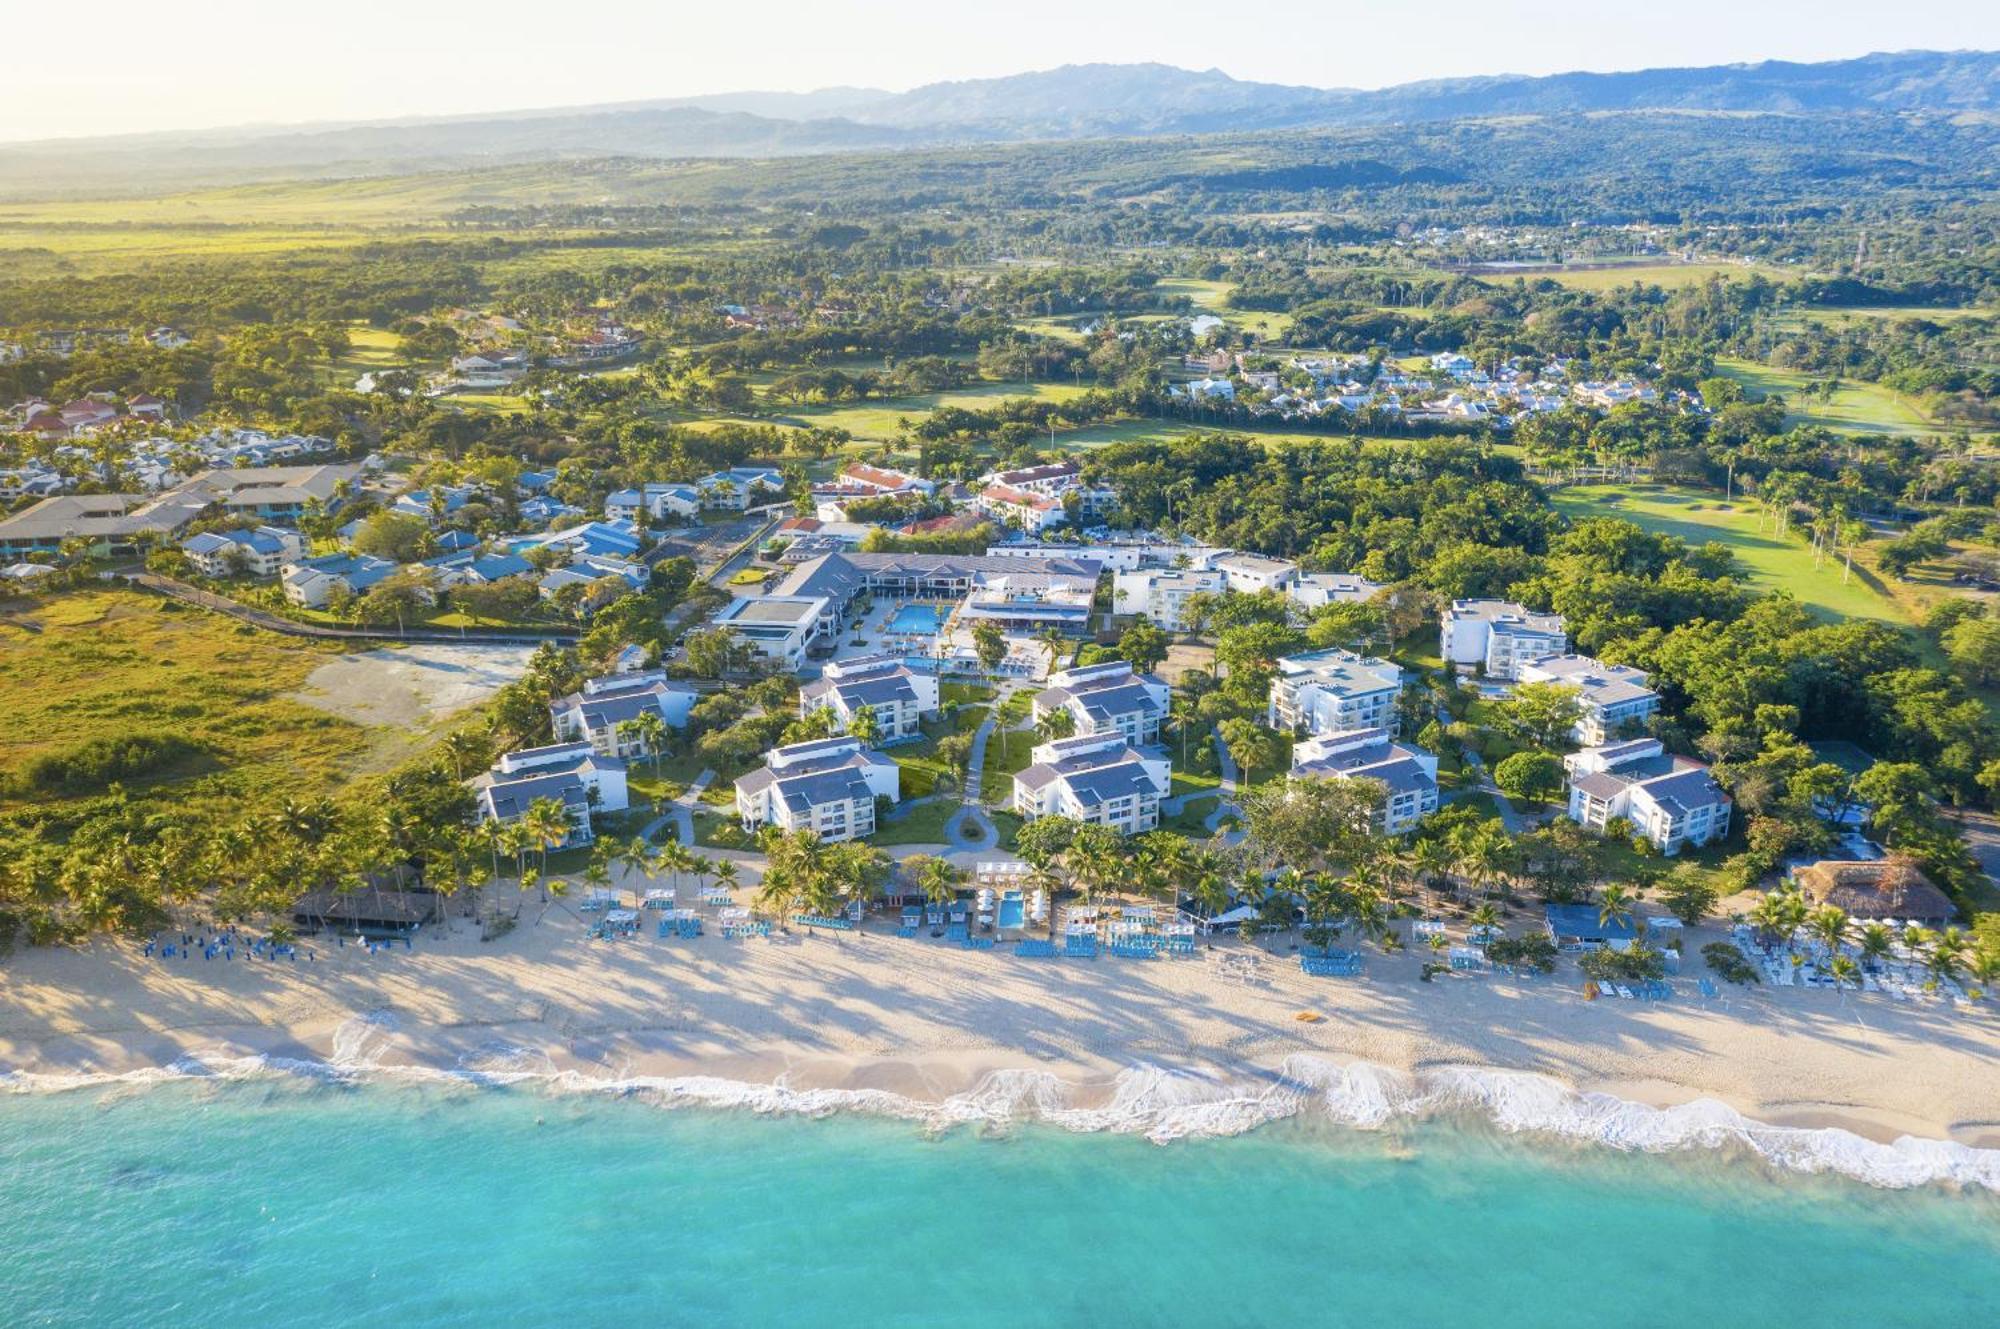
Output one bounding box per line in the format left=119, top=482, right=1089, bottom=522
left=2, top=1072, right=1996, bottom=1328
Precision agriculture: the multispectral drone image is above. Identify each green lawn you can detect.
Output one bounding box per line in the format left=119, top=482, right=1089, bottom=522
left=1551, top=484, right=1902, bottom=623
left=1163, top=795, right=1222, bottom=836
left=874, top=800, right=958, bottom=846
left=1715, top=357, right=1933, bottom=436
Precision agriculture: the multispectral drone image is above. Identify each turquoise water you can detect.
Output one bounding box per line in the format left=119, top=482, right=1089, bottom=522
left=3, top=1080, right=1996, bottom=1328
left=886, top=603, right=945, bottom=635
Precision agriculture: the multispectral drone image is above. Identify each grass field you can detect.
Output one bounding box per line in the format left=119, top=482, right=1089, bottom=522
left=1550, top=485, right=1901, bottom=622
left=1716, top=357, right=1933, bottom=435
left=0, top=591, right=369, bottom=814
left=1528, top=261, right=1778, bottom=292
left=1154, top=276, right=1293, bottom=340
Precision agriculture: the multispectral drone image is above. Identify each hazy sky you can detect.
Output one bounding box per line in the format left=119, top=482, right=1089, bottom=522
left=5, top=0, right=1997, bottom=142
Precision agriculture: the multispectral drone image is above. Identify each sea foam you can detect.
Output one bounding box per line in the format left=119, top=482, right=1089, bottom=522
left=5, top=1028, right=1996, bottom=1193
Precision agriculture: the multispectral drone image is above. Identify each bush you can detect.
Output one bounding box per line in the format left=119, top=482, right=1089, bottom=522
left=1580, top=943, right=1667, bottom=983
left=9, top=733, right=204, bottom=795
left=1485, top=934, right=1558, bottom=973
left=1701, top=941, right=1762, bottom=985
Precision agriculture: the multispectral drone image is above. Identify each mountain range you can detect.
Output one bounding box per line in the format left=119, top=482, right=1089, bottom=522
left=4, top=49, right=1996, bottom=198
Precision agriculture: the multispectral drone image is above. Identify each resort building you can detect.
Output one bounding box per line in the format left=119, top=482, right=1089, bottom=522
left=713, top=595, right=834, bottom=670
left=1518, top=654, right=1660, bottom=745
left=773, top=552, right=1102, bottom=639
left=1266, top=648, right=1404, bottom=736
left=548, top=670, right=699, bottom=757
left=974, top=460, right=1117, bottom=529
left=1011, top=732, right=1170, bottom=835
left=1033, top=659, right=1171, bottom=746
left=1112, top=567, right=1226, bottom=629
left=1209, top=551, right=1300, bottom=596
left=474, top=742, right=631, bottom=848
left=694, top=467, right=787, bottom=510
left=1563, top=739, right=1732, bottom=855
left=1439, top=599, right=1568, bottom=679
left=1287, top=572, right=1388, bottom=613
left=281, top=553, right=397, bottom=607
left=1289, top=727, right=1440, bottom=834
left=835, top=462, right=933, bottom=498
left=181, top=525, right=302, bottom=577
left=733, top=736, right=900, bottom=843
left=0, top=463, right=359, bottom=557
left=604, top=483, right=701, bottom=523
left=797, top=655, right=940, bottom=743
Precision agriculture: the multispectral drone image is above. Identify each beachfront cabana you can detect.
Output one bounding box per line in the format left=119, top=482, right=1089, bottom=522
left=1792, top=860, right=1955, bottom=925
left=292, top=888, right=440, bottom=934
left=1543, top=903, right=1641, bottom=952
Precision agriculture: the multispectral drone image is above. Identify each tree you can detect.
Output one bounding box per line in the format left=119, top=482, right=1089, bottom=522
left=1034, top=626, right=1069, bottom=675
left=1117, top=619, right=1169, bottom=674
left=941, top=618, right=993, bottom=672
left=1596, top=882, right=1635, bottom=933
left=1241, top=775, right=1383, bottom=875
left=848, top=704, right=882, bottom=747
left=1942, top=616, right=2000, bottom=686
left=683, top=627, right=748, bottom=679
left=1492, top=750, right=1563, bottom=807
left=1657, top=867, right=1719, bottom=927
left=1034, top=706, right=1076, bottom=745
left=350, top=511, right=431, bottom=564
left=1496, top=682, right=1584, bottom=750
left=1217, top=717, right=1278, bottom=789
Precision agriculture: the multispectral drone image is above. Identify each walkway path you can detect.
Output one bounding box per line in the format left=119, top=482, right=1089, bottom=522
left=1455, top=748, right=1527, bottom=833
left=642, top=769, right=714, bottom=846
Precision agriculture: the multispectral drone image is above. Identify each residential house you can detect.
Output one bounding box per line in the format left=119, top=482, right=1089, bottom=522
left=733, top=736, right=900, bottom=842
left=1563, top=739, right=1731, bottom=855
left=1011, top=732, right=1170, bottom=835
left=1517, top=654, right=1660, bottom=744
left=1267, top=649, right=1404, bottom=736
left=181, top=525, right=302, bottom=578
left=1439, top=599, right=1568, bottom=679
left=797, top=655, right=939, bottom=743
left=549, top=670, right=698, bottom=757
left=1033, top=659, right=1171, bottom=746
left=1289, top=726, right=1440, bottom=834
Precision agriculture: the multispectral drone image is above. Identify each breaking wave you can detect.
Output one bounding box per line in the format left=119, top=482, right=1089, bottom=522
left=4, top=1026, right=1996, bottom=1193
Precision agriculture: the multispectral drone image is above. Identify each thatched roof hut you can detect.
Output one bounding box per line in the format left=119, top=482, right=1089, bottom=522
left=1793, top=860, right=1954, bottom=924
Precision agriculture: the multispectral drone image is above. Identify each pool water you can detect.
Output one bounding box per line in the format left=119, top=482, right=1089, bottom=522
left=997, top=891, right=1025, bottom=929
left=886, top=603, right=945, bottom=634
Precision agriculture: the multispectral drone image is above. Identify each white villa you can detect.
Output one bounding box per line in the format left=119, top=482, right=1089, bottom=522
left=1267, top=648, right=1404, bottom=736
left=713, top=595, right=832, bottom=670
left=1517, top=654, right=1660, bottom=745
left=1210, top=551, right=1300, bottom=595
left=1011, top=732, right=1170, bottom=835
left=1290, top=726, right=1440, bottom=834
left=1287, top=572, right=1388, bottom=613
left=604, top=483, right=701, bottom=523
left=695, top=467, right=787, bottom=510
left=733, top=736, right=900, bottom=842
left=549, top=670, right=699, bottom=757
left=1440, top=600, right=1568, bottom=679
left=1564, top=739, right=1732, bottom=855
left=1033, top=659, right=1171, bottom=746
left=797, top=655, right=939, bottom=743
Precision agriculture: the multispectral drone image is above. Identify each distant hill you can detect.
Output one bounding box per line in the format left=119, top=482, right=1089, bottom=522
left=2, top=49, right=1994, bottom=199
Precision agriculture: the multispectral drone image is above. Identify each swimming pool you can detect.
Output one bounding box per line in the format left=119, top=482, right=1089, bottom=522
left=997, top=891, right=1025, bottom=930
left=886, top=603, right=945, bottom=635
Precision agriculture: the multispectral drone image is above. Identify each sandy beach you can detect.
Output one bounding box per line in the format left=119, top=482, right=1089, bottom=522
left=4, top=877, right=1997, bottom=1160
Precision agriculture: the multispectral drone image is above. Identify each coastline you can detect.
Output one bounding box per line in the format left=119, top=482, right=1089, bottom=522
left=4, top=911, right=1999, bottom=1187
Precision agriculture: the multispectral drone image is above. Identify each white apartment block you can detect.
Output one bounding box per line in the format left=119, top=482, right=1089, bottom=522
left=733, top=736, right=901, bottom=843
left=1564, top=739, right=1732, bottom=856
left=1033, top=659, right=1171, bottom=746
left=549, top=671, right=699, bottom=757
left=1112, top=567, right=1226, bottom=629
left=1267, top=649, right=1404, bottom=736
left=1011, top=732, right=1170, bottom=836
left=1516, top=654, right=1660, bottom=745
left=797, top=655, right=940, bottom=743
left=1290, top=727, right=1441, bottom=834
left=1440, top=599, right=1568, bottom=680
left=712, top=594, right=834, bottom=670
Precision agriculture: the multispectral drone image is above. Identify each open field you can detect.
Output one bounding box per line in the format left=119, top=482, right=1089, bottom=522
left=1433, top=260, right=1782, bottom=292
left=1549, top=484, right=1902, bottom=623
left=0, top=591, right=372, bottom=813
left=1155, top=276, right=1293, bottom=340
left=1716, top=356, right=1933, bottom=435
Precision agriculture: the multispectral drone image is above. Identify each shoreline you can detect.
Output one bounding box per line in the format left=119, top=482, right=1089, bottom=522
left=4, top=909, right=1999, bottom=1185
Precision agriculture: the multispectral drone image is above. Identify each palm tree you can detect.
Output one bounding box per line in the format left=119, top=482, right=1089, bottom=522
left=1856, top=922, right=1895, bottom=971
left=1034, top=626, right=1068, bottom=676
left=659, top=839, right=696, bottom=897
left=1411, top=837, right=1454, bottom=911
left=848, top=704, right=882, bottom=747
left=1805, top=905, right=1851, bottom=959
left=614, top=835, right=656, bottom=907
left=1827, top=953, right=1862, bottom=998
left=713, top=859, right=741, bottom=895
left=521, top=798, right=572, bottom=897
left=633, top=709, right=671, bottom=774
left=1596, top=882, right=1635, bottom=933
left=1468, top=901, right=1501, bottom=939
left=1926, top=926, right=1971, bottom=987
left=1034, top=707, right=1076, bottom=746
